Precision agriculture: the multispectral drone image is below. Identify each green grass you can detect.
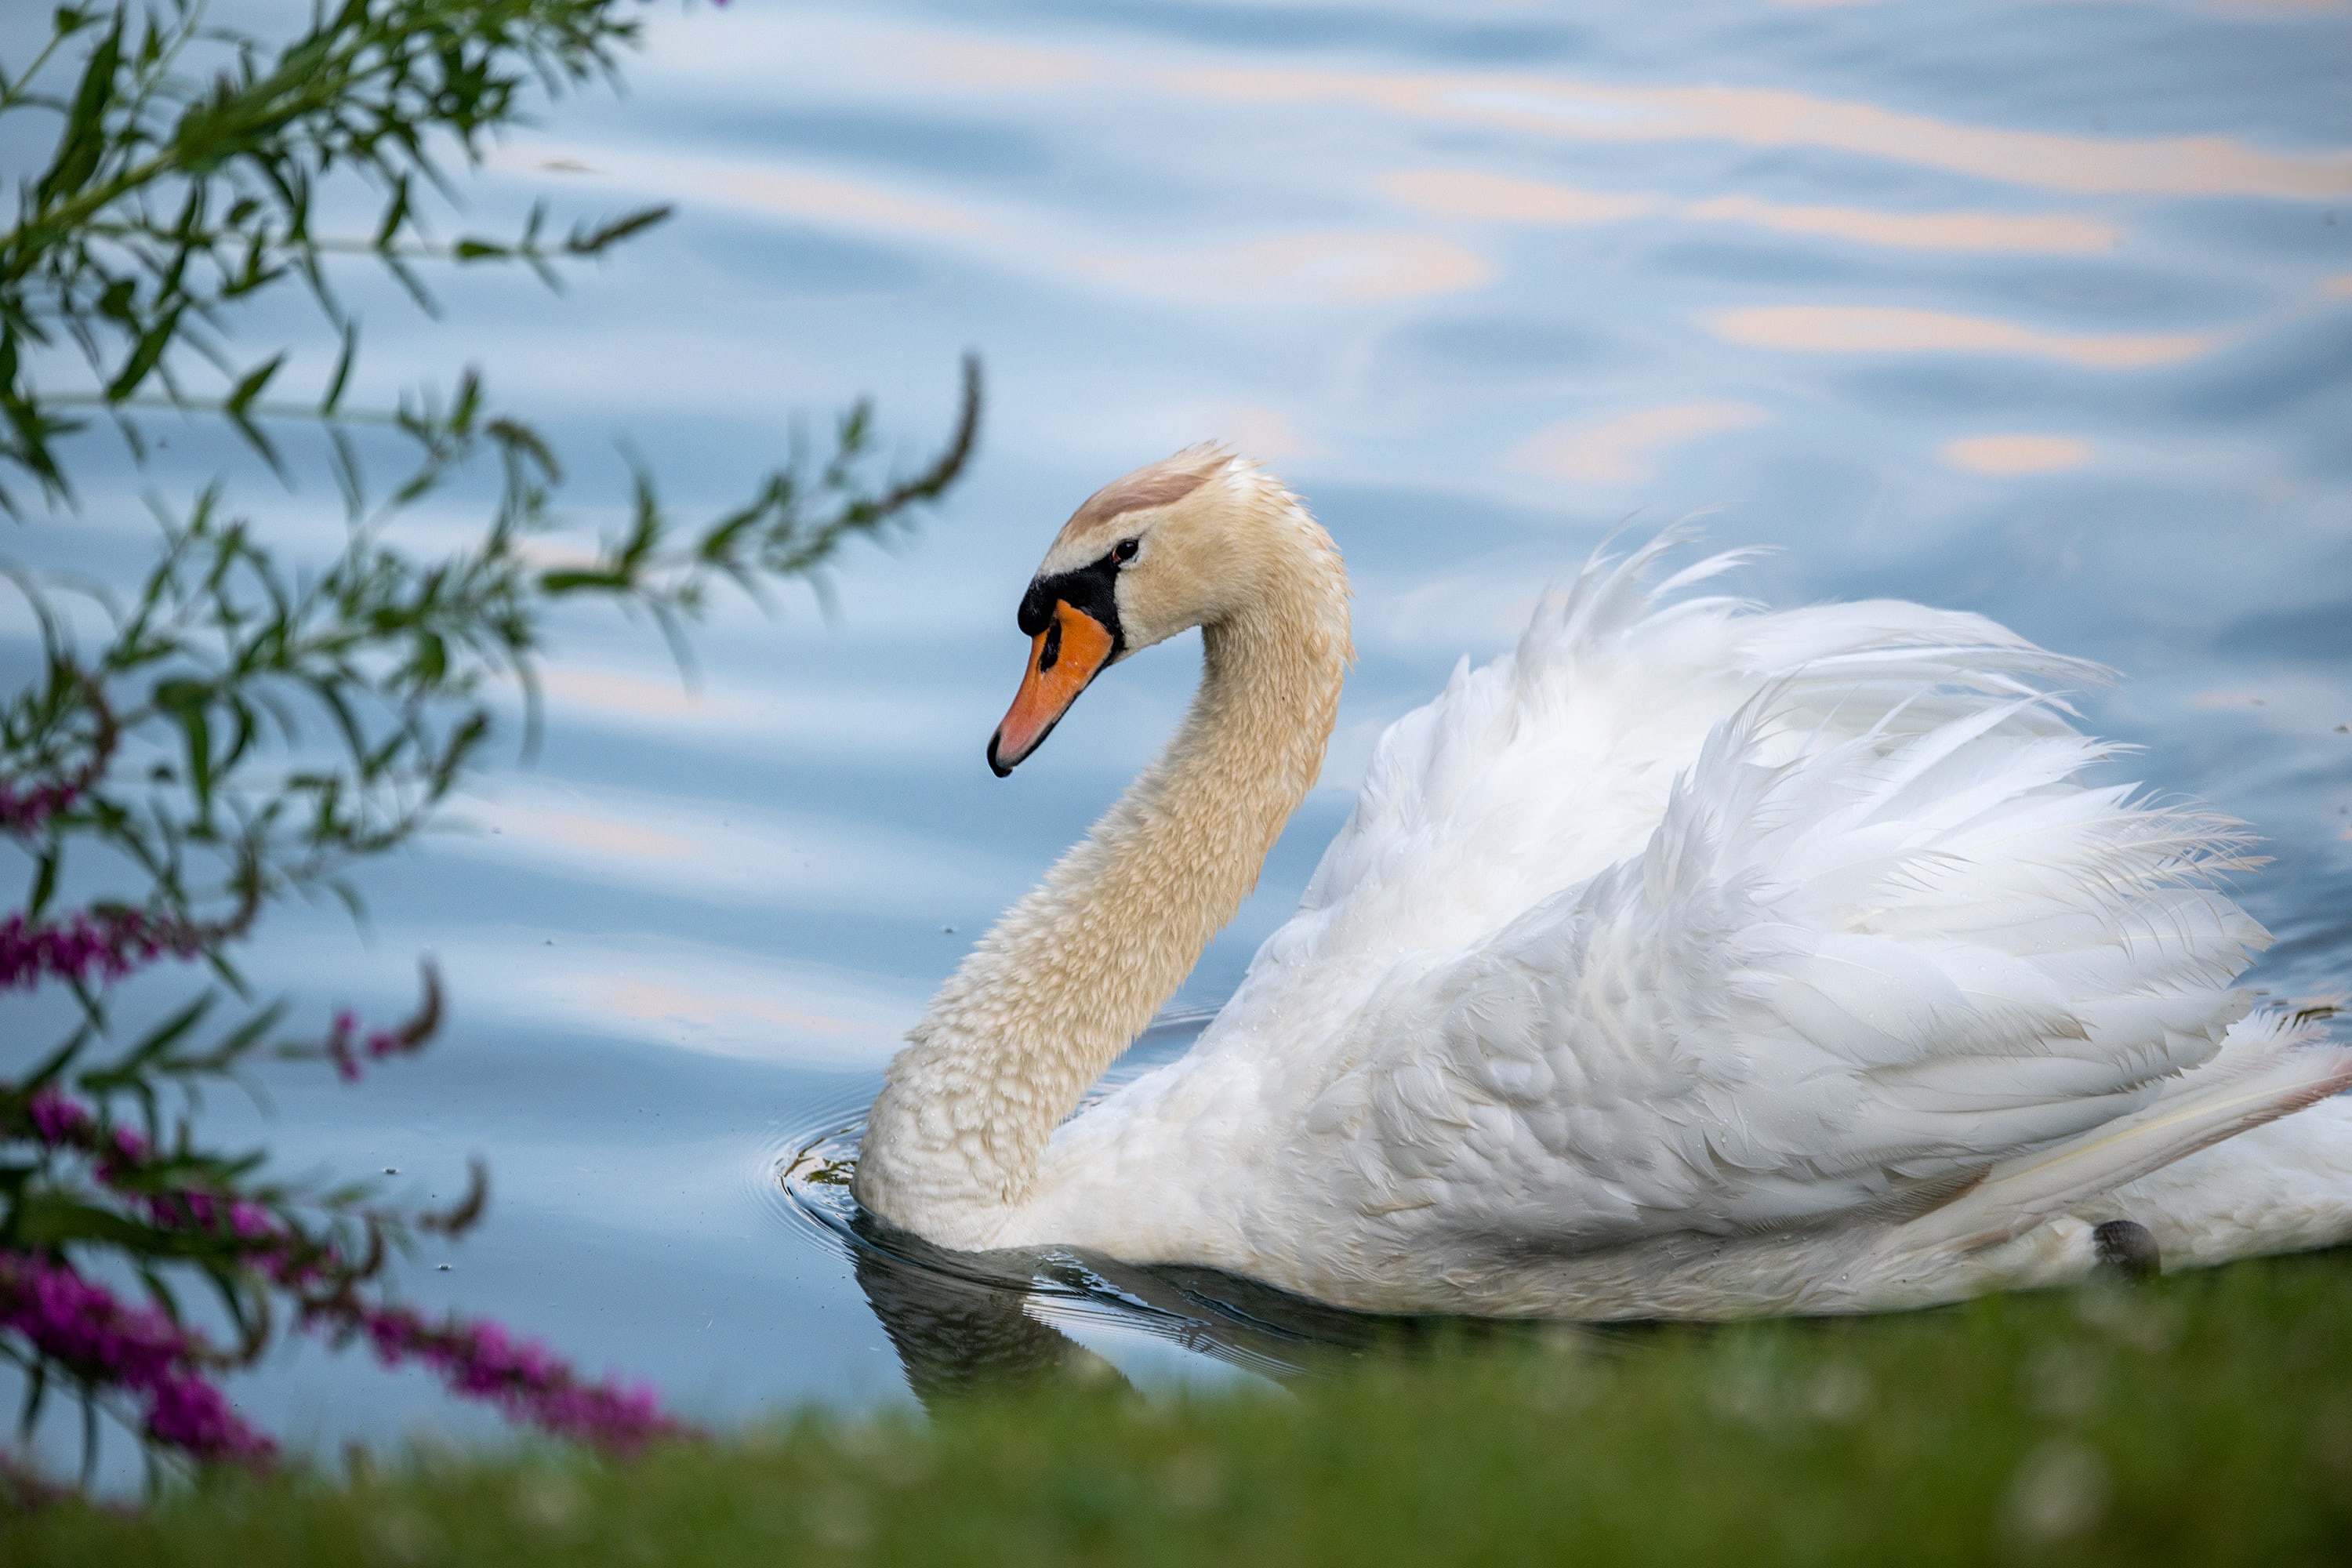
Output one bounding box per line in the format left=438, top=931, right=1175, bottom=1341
left=12, top=1251, right=2352, bottom=1566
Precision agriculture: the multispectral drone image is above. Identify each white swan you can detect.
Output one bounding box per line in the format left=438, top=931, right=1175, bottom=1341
left=854, top=445, right=2352, bottom=1318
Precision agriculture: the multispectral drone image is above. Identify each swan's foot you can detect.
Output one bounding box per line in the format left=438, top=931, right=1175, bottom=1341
left=2090, top=1219, right=2160, bottom=1284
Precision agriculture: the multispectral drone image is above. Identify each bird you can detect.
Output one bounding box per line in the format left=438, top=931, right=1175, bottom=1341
left=851, top=444, right=2352, bottom=1319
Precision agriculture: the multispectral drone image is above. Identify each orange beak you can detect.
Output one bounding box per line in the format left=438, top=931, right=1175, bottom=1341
left=988, top=601, right=1117, bottom=776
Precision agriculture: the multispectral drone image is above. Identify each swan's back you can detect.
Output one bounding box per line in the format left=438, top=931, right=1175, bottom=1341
left=1294, top=534, right=2111, bottom=965
left=1020, top=537, right=2345, bottom=1312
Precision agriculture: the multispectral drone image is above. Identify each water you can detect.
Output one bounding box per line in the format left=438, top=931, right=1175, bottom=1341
left=8, top=0, right=2352, bottom=1462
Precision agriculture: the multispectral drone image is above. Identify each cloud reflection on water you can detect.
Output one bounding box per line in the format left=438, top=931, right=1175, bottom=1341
left=1379, top=169, right=1661, bottom=226
left=1940, top=434, right=2095, bottom=475
left=1073, top=230, right=1494, bottom=302
left=1172, top=68, right=2352, bottom=198
left=461, top=784, right=1021, bottom=918
left=1511, top=402, right=1769, bottom=486
left=1708, top=305, right=2221, bottom=366
left=1682, top=197, right=2120, bottom=255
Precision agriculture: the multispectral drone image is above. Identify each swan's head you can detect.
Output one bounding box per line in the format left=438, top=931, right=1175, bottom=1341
left=989, top=443, right=1274, bottom=775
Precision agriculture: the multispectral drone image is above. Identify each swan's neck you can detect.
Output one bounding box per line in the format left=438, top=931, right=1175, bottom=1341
left=855, top=514, right=1348, bottom=1245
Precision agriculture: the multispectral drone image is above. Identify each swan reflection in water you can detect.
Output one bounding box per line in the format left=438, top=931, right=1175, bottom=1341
left=845, top=1212, right=1377, bottom=1406
left=836, top=1199, right=1617, bottom=1407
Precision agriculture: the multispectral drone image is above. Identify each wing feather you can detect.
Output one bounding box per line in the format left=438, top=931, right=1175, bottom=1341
left=1287, top=571, right=2267, bottom=1252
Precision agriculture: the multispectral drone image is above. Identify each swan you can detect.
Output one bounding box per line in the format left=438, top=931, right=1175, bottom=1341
left=853, top=445, right=2352, bottom=1319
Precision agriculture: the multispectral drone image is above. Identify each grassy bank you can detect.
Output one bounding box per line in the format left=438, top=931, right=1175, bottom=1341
left=10, top=1250, right=2352, bottom=1566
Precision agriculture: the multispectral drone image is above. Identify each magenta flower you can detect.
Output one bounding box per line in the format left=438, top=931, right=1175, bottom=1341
left=0, top=1252, right=274, bottom=1465
left=316, top=969, right=444, bottom=1082
left=0, top=774, right=85, bottom=833
left=323, top=1005, right=426, bottom=1082
left=6, top=1082, right=694, bottom=1463
left=316, top=1301, right=685, bottom=1451
left=0, top=906, right=211, bottom=991
left=25, top=1087, right=94, bottom=1145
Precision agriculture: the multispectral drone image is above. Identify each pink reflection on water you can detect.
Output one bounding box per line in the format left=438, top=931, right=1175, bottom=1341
left=1941, top=434, right=2094, bottom=474
left=1379, top=169, right=1659, bottom=224
left=1075, top=230, right=1492, bottom=301
left=1168, top=68, right=2352, bottom=198
left=539, top=668, right=710, bottom=718
left=605, top=978, right=866, bottom=1037
left=1710, top=305, right=2218, bottom=366
left=1510, top=402, right=1768, bottom=486
left=516, top=809, right=699, bottom=859
left=1686, top=195, right=2118, bottom=253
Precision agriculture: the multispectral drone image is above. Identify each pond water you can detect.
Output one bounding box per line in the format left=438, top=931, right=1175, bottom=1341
left=12, top=0, right=2352, bottom=1463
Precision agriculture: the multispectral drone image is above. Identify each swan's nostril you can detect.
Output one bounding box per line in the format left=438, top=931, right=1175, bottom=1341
left=993, top=602, right=1111, bottom=778
left=1037, top=615, right=1063, bottom=674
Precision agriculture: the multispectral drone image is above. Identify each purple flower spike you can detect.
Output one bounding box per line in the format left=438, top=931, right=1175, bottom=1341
left=0, top=1252, right=273, bottom=1465
left=0, top=906, right=210, bottom=991
left=0, top=775, right=83, bottom=833
left=25, top=1088, right=94, bottom=1145
left=312, top=969, right=444, bottom=1083
left=10, top=1081, right=690, bottom=1462
left=316, top=1299, right=691, bottom=1451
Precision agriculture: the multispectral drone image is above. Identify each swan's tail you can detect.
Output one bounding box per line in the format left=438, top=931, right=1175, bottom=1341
left=1882, top=1007, right=2352, bottom=1259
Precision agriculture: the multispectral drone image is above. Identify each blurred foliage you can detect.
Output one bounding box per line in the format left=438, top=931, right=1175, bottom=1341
left=8, top=1248, right=2352, bottom=1563
left=0, top=0, right=979, bottom=1483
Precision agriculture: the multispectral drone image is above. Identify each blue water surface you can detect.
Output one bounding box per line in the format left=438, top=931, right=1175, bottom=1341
left=6, top=0, right=2352, bottom=1466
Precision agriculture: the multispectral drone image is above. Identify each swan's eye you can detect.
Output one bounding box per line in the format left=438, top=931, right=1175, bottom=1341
left=1112, top=538, right=1140, bottom=564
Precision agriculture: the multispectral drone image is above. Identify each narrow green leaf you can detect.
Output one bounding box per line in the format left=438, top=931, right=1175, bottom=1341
left=568, top=204, right=671, bottom=255
left=153, top=677, right=215, bottom=815
left=322, top=321, right=358, bottom=416
left=11, top=1193, right=158, bottom=1250
left=16, top=1357, right=46, bottom=1444
left=111, top=992, right=217, bottom=1074
left=27, top=851, right=58, bottom=919
left=537, top=568, right=631, bottom=594
left=227, top=354, right=285, bottom=416
left=103, top=302, right=184, bottom=403
left=34, top=20, right=120, bottom=209
left=373, top=174, right=412, bottom=252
